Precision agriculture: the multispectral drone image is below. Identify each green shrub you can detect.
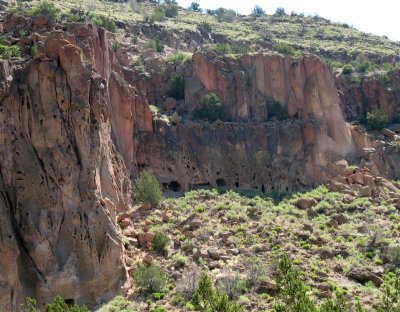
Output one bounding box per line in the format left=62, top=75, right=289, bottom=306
left=163, top=2, right=179, bottom=18
left=268, top=101, right=288, bottom=121
left=96, top=296, right=135, bottom=312
left=192, top=274, right=243, bottom=312
left=152, top=292, right=165, bottom=301
left=172, top=253, right=188, bottom=268
left=90, top=14, right=116, bottom=32
left=134, top=171, right=163, bottom=206
left=366, top=108, right=389, bottom=130
left=0, top=45, right=20, bottom=59
left=213, top=42, right=251, bottom=55
left=197, top=21, right=212, bottom=33
left=146, top=40, right=164, bottom=53
left=133, top=263, right=166, bottom=293
left=342, top=64, right=353, bottom=75
left=27, top=0, right=60, bottom=22
left=192, top=93, right=230, bottom=122
left=19, top=296, right=89, bottom=312
left=215, top=8, right=237, bottom=23
left=166, top=75, right=185, bottom=100
left=112, top=41, right=122, bottom=52
left=150, top=8, right=166, bottom=23
left=152, top=232, right=170, bottom=253
left=273, top=44, right=300, bottom=57
left=352, top=58, right=376, bottom=73
left=165, top=52, right=192, bottom=63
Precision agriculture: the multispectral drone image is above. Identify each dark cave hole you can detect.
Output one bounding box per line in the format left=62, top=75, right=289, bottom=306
left=235, top=182, right=239, bottom=188
left=168, top=181, right=181, bottom=192
left=216, top=178, right=227, bottom=187
left=261, top=184, right=265, bottom=193
left=65, top=299, right=75, bottom=306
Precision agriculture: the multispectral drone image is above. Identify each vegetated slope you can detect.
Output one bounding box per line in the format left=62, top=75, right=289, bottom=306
left=6, top=0, right=400, bottom=65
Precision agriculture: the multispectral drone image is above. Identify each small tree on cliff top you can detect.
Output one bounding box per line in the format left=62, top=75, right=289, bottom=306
left=134, top=171, right=163, bottom=206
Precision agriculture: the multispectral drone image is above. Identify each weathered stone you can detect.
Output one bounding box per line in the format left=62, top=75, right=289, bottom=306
left=297, top=198, right=318, bottom=209
left=347, top=268, right=383, bottom=287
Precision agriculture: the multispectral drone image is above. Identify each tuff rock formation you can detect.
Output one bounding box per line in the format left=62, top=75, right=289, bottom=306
left=0, top=22, right=151, bottom=310
left=135, top=52, right=377, bottom=192
left=0, top=13, right=399, bottom=311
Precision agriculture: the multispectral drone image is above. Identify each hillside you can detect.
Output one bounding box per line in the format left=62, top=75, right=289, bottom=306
left=0, top=1, right=400, bottom=312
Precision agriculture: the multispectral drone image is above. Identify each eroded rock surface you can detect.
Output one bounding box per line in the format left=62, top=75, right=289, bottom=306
left=0, top=23, right=151, bottom=310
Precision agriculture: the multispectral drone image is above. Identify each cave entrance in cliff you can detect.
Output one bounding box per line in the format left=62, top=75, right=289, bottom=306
left=168, top=181, right=181, bottom=192
left=216, top=178, right=227, bottom=188
left=65, top=299, right=75, bottom=307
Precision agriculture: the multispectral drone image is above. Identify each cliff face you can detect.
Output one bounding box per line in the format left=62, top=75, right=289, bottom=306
left=338, top=70, right=400, bottom=122
left=136, top=52, right=375, bottom=192
left=0, top=23, right=151, bottom=310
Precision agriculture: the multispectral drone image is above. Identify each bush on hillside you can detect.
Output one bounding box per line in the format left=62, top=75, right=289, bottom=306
left=146, top=39, right=164, bottom=53
left=342, top=64, right=353, bottom=75
left=252, top=5, right=266, bottom=16
left=152, top=232, right=170, bottom=253
left=192, top=93, right=230, bottom=122
left=273, top=43, right=300, bottom=57
left=197, top=21, right=212, bottom=33
left=215, top=8, right=237, bottom=23
left=189, top=2, right=202, bottom=12
left=366, top=108, right=389, bottom=130
left=133, top=263, right=166, bottom=293
left=90, top=14, right=116, bottom=32
left=150, top=7, right=166, bottom=23
left=96, top=296, right=135, bottom=312
left=18, top=296, right=89, bottom=312
left=163, top=1, right=179, bottom=18
left=27, top=0, right=60, bottom=22
left=0, top=45, right=20, bottom=59
left=275, top=7, right=286, bottom=16
left=166, top=75, right=185, bottom=100
left=192, top=274, right=243, bottom=312
left=134, top=171, right=163, bottom=205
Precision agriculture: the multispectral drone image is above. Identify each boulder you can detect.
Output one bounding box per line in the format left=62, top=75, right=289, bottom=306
left=297, top=198, right=318, bottom=209
left=347, top=268, right=383, bottom=287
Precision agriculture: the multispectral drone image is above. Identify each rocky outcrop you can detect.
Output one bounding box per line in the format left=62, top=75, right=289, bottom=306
left=338, top=70, right=400, bottom=121
left=0, top=23, right=152, bottom=310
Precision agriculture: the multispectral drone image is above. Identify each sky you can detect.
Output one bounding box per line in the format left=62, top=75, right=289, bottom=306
left=177, top=0, right=400, bottom=42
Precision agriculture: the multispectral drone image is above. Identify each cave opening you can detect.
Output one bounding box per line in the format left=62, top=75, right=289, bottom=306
left=168, top=181, right=181, bottom=192
left=216, top=178, right=227, bottom=187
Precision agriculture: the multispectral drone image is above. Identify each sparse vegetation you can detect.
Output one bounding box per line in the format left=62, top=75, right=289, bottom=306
left=19, top=296, right=89, bottom=312
left=0, top=45, right=20, bottom=59
left=96, top=296, right=135, bottom=312
left=27, top=0, right=60, bottom=22
left=90, top=14, right=116, bottom=32
left=366, top=108, right=390, bottom=130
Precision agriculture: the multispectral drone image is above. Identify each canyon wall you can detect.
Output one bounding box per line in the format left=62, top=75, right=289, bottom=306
left=0, top=22, right=151, bottom=310
left=135, top=52, right=376, bottom=192
left=0, top=16, right=398, bottom=310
